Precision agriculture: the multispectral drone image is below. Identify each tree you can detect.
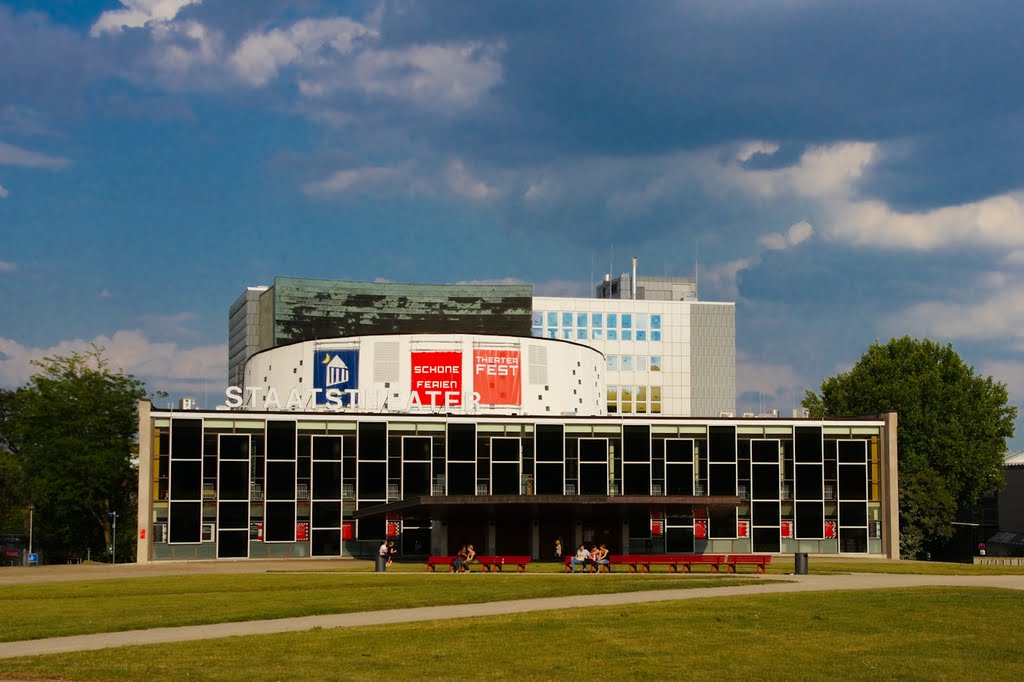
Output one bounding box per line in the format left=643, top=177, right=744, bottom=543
left=803, top=337, right=1016, bottom=559
left=3, top=348, right=147, bottom=562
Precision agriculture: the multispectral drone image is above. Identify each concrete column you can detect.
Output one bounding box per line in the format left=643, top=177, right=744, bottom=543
left=882, top=411, right=900, bottom=560
left=136, top=400, right=153, bottom=564
left=487, top=522, right=496, bottom=555
left=431, top=521, right=447, bottom=555
left=531, top=520, right=540, bottom=560
left=622, top=520, right=630, bottom=555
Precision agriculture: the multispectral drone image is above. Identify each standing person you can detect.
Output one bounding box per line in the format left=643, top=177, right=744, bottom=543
left=386, top=541, right=397, bottom=568
left=554, top=538, right=563, bottom=562
left=378, top=540, right=389, bottom=571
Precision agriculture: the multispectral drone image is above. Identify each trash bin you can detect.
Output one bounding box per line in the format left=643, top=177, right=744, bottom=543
left=794, top=552, right=808, bottom=575
left=375, top=554, right=387, bottom=572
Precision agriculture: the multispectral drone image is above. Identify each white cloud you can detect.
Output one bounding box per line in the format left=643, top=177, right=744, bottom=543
left=736, top=355, right=808, bottom=416
left=98, top=289, right=112, bottom=298
left=90, top=0, right=200, bottom=37
left=446, top=158, right=498, bottom=200
left=888, top=276, right=1024, bottom=345
left=0, top=184, right=7, bottom=198
left=231, top=18, right=377, bottom=87
left=735, top=141, right=779, bottom=163
left=303, top=165, right=405, bottom=197
left=350, top=41, right=504, bottom=110
left=0, top=140, right=71, bottom=169
left=729, top=142, right=876, bottom=200
left=0, top=330, right=225, bottom=393
left=150, top=19, right=222, bottom=78
left=979, top=360, right=1024, bottom=403
left=759, top=220, right=815, bottom=250
left=702, top=256, right=758, bottom=299
left=0, top=261, right=15, bottom=272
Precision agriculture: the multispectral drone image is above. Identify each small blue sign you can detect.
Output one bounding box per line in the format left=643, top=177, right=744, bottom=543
left=27, top=552, right=38, bottom=564
left=313, top=350, right=359, bottom=405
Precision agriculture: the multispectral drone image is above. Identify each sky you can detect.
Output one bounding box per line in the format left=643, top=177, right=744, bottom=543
left=1, top=0, right=1023, bottom=447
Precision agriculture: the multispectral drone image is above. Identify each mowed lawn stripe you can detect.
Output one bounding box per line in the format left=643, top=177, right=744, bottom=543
left=1, top=587, right=1021, bottom=681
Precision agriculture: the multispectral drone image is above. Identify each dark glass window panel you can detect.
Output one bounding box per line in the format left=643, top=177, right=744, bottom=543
left=358, top=461, right=387, bottom=500
left=824, top=458, right=838, bottom=482
left=267, top=421, right=296, bottom=461
left=265, top=461, right=296, bottom=501
left=168, top=501, right=201, bottom=543
left=795, top=426, right=822, bottom=463
left=751, top=463, right=780, bottom=500
left=838, top=439, right=867, bottom=463
left=752, top=501, right=781, bottom=526
left=447, top=463, right=475, bottom=495
left=220, top=434, right=249, bottom=460
left=403, top=462, right=431, bottom=496
left=311, top=529, right=341, bottom=556
left=839, top=501, right=868, bottom=527
left=311, top=501, right=341, bottom=528
left=666, top=527, right=695, bottom=553
left=623, top=425, right=651, bottom=463
left=795, top=501, right=824, bottom=538
left=751, top=439, right=778, bottom=463
left=159, top=430, right=170, bottom=455
left=219, top=460, right=249, bottom=501
left=358, top=422, right=387, bottom=461
left=709, top=425, right=737, bottom=463
left=170, top=460, right=202, bottom=500
left=492, top=463, right=519, bottom=495
left=709, top=508, right=737, bottom=538
left=217, top=530, right=249, bottom=558
left=403, top=437, right=431, bottom=462
left=491, top=438, right=520, bottom=463
left=535, top=424, right=564, bottom=462
left=204, top=434, right=218, bottom=460
left=795, top=464, right=823, bottom=500
left=579, top=463, right=608, bottom=495
left=840, top=527, right=868, bottom=553
left=628, top=511, right=650, bottom=537
left=579, top=439, right=607, bottom=463
left=752, top=527, right=780, bottom=553
left=313, top=436, right=342, bottom=461
left=839, top=464, right=867, bottom=500
left=535, top=462, right=564, bottom=495
left=218, top=501, right=249, bottom=529
left=708, top=463, right=736, bottom=496
left=623, top=464, right=650, bottom=495
left=666, top=439, right=694, bottom=463
left=665, top=463, right=694, bottom=496
left=312, top=462, right=341, bottom=499
left=171, top=419, right=202, bottom=459
left=264, top=502, right=295, bottom=542
left=359, top=515, right=385, bottom=541
left=447, top=424, right=476, bottom=462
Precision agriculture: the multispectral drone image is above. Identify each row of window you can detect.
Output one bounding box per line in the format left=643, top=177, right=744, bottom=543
left=607, top=386, right=662, bottom=414
left=533, top=327, right=663, bottom=342
left=607, top=355, right=662, bottom=372
left=533, top=311, right=663, bottom=330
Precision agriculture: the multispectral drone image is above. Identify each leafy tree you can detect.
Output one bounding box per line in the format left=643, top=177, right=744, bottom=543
left=3, top=348, right=147, bottom=562
left=803, top=337, right=1016, bottom=559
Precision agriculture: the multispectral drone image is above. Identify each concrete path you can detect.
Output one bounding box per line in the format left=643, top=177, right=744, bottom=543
left=1, top=572, right=1022, bottom=660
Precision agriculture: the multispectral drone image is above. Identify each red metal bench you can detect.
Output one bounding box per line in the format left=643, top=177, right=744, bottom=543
left=425, top=556, right=457, bottom=572
left=724, top=554, right=772, bottom=574
left=477, top=555, right=532, bottom=572
left=618, top=554, right=726, bottom=573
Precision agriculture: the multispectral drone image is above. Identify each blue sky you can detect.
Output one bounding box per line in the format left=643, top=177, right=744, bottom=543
left=2, top=0, right=1023, bottom=446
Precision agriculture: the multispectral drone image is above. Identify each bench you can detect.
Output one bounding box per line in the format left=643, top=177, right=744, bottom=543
left=477, top=555, right=532, bottom=572
left=425, top=556, right=458, bottom=572
left=618, top=554, right=726, bottom=573
left=724, top=554, right=772, bottom=574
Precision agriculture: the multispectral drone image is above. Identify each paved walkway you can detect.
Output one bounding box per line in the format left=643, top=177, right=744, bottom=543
left=1, top=572, right=1022, bottom=660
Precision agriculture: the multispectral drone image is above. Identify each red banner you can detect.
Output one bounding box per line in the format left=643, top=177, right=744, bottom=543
left=473, top=349, right=521, bottom=405
left=387, top=521, right=400, bottom=538
left=737, top=520, right=749, bottom=538
left=694, top=519, right=708, bottom=539
left=824, top=520, right=837, bottom=539
left=781, top=520, right=793, bottom=538
left=411, top=351, right=463, bottom=407
left=342, top=522, right=354, bottom=540
left=297, top=522, right=308, bottom=541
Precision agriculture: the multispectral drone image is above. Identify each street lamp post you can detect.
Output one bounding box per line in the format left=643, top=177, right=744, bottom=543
left=28, top=504, right=34, bottom=566
left=108, top=511, right=118, bottom=564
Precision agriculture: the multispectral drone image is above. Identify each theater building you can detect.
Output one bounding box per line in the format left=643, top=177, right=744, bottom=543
left=136, top=333, right=900, bottom=562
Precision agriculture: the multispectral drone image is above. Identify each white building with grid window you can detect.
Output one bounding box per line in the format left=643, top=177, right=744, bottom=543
left=530, top=297, right=735, bottom=418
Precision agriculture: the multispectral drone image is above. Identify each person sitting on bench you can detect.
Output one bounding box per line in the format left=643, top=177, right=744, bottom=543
left=594, top=544, right=610, bottom=571
left=570, top=544, right=590, bottom=573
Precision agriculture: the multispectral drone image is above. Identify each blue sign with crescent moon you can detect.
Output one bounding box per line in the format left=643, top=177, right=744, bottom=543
left=313, top=350, right=359, bottom=405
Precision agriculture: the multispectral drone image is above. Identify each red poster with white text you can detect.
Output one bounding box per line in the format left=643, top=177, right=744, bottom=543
left=473, top=349, right=521, bottom=405
left=411, top=351, right=462, bottom=407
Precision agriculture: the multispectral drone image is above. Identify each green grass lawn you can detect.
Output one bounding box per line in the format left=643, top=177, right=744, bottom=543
left=1, top=587, right=1020, bottom=681
left=0, top=571, right=761, bottom=643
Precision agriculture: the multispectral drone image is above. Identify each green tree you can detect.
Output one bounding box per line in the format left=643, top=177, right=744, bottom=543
left=803, top=337, right=1016, bottom=559
left=4, top=348, right=147, bottom=562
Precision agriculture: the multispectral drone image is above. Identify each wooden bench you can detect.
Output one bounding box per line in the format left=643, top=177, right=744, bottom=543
left=477, top=555, right=532, bottom=572
left=617, top=554, right=726, bottom=573
left=724, top=554, right=772, bottom=574
left=425, top=556, right=458, bottom=572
